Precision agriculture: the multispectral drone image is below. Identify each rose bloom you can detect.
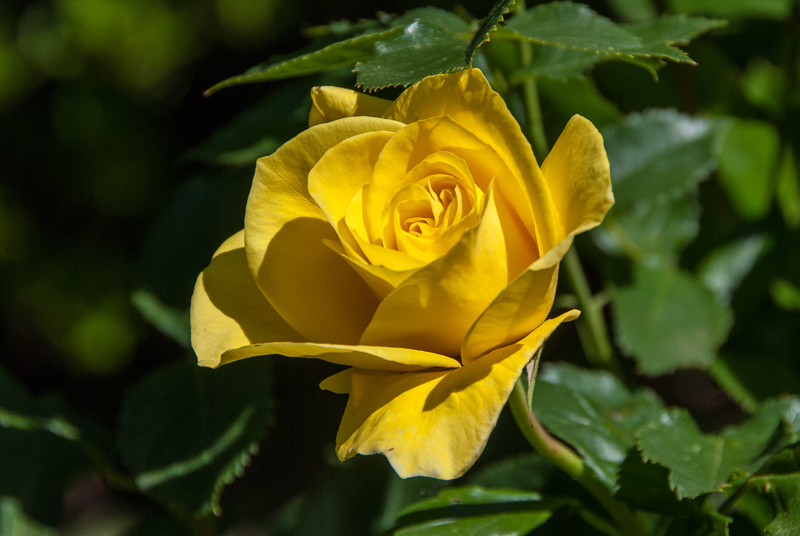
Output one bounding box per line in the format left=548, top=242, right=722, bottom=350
left=191, top=69, right=613, bottom=479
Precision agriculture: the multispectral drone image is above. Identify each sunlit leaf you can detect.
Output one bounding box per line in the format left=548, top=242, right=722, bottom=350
left=698, top=234, right=772, bottom=304
left=638, top=404, right=785, bottom=498
left=532, top=363, right=664, bottom=489
left=506, top=3, right=722, bottom=65
left=355, top=21, right=470, bottom=90
left=118, top=358, right=273, bottom=515
left=716, top=119, right=780, bottom=220
left=394, top=7, right=472, bottom=34
left=601, top=109, right=725, bottom=209
left=613, top=262, right=733, bottom=375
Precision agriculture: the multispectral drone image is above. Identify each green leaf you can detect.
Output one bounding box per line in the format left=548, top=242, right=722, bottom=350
left=0, top=498, right=56, bottom=536
left=613, top=262, right=734, bottom=375
left=668, top=0, right=793, bottom=20
left=465, top=0, right=516, bottom=63
left=505, top=3, right=723, bottom=65
left=538, top=78, right=622, bottom=131
left=752, top=474, right=800, bottom=535
left=532, top=363, right=664, bottom=489
left=716, top=119, right=780, bottom=221
left=394, top=7, right=473, bottom=34
left=698, top=234, right=772, bottom=304
left=638, top=405, right=784, bottom=498
left=131, top=289, right=190, bottom=347
left=771, top=278, right=800, bottom=311
left=506, top=3, right=642, bottom=53
left=118, top=358, right=273, bottom=516
left=593, top=191, right=701, bottom=262
left=601, top=109, right=725, bottom=209
left=355, top=21, right=470, bottom=90
left=204, top=28, right=402, bottom=96
left=741, top=60, right=785, bottom=116
left=614, top=449, right=698, bottom=515
left=607, top=0, right=658, bottom=23
left=471, top=453, right=558, bottom=491
left=0, top=368, right=96, bottom=526
left=623, top=15, right=727, bottom=64
left=512, top=46, right=601, bottom=81
left=393, top=486, right=558, bottom=536
left=776, top=149, right=800, bottom=229
left=664, top=511, right=732, bottom=536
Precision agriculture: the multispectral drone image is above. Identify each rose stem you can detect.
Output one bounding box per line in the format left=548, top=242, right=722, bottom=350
left=516, top=0, right=548, bottom=159
left=562, top=248, right=623, bottom=378
left=510, top=381, right=647, bottom=536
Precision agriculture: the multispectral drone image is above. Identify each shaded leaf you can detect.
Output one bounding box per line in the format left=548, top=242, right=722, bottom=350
left=118, top=358, right=273, bottom=516
left=623, top=15, right=727, bottom=64
left=205, top=29, right=402, bottom=96
left=512, top=47, right=601, bottom=81
left=716, top=119, right=780, bottom=221
left=607, top=0, right=657, bottom=23
left=771, top=278, right=800, bottom=311
left=776, top=149, right=800, bottom=228
left=355, top=21, right=470, bottom=90
left=131, top=289, right=190, bottom=347
left=638, top=404, right=785, bottom=498
left=613, top=262, right=733, bottom=375
left=668, top=0, right=793, bottom=20
left=664, top=511, right=732, bottom=536
left=0, top=368, right=96, bottom=526
left=593, top=191, right=701, bottom=263
left=471, top=453, right=558, bottom=491
left=532, top=363, right=664, bottom=489
left=393, top=486, right=559, bottom=536
left=698, top=234, right=772, bottom=304
left=751, top=474, right=800, bottom=535
left=601, top=109, right=725, bottom=209
left=538, top=78, right=621, bottom=132
left=615, top=449, right=698, bottom=515
left=0, top=498, right=56, bottom=536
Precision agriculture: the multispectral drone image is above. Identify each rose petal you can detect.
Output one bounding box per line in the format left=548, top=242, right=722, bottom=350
left=541, top=114, right=614, bottom=240
left=191, top=230, right=304, bottom=368
left=384, top=69, right=560, bottom=255
left=359, top=185, right=508, bottom=356
left=309, top=86, right=393, bottom=127
left=217, top=341, right=461, bottom=371
left=308, top=130, right=395, bottom=256
left=325, top=310, right=579, bottom=479
left=245, top=117, right=404, bottom=344
left=366, top=115, right=538, bottom=279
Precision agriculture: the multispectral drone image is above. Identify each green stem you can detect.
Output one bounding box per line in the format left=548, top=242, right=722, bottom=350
left=563, top=248, right=622, bottom=377
left=516, top=2, right=548, bottom=158
left=709, top=357, right=760, bottom=413
left=510, top=383, right=646, bottom=536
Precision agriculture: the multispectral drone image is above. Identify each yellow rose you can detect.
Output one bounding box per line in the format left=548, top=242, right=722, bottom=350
left=191, top=69, right=613, bottom=479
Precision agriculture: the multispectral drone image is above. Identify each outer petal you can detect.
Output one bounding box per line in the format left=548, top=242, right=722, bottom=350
left=541, top=115, right=614, bottom=241
left=359, top=186, right=508, bottom=356
left=461, top=116, right=613, bottom=362
left=384, top=69, right=560, bottom=255
left=309, top=86, right=394, bottom=127
left=216, top=341, right=460, bottom=371
left=245, top=117, right=404, bottom=344
left=326, top=310, right=580, bottom=479
left=190, top=230, right=304, bottom=368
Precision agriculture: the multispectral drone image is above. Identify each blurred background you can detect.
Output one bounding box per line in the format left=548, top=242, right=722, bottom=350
left=2, top=0, right=800, bottom=534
